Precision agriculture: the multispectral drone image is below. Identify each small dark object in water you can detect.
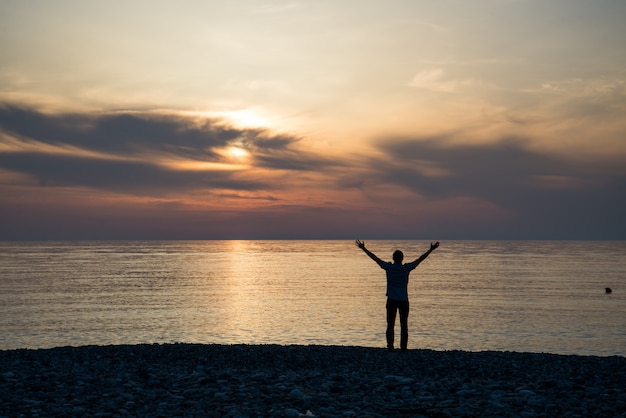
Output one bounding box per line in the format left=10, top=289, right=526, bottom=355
left=605, top=287, right=612, bottom=294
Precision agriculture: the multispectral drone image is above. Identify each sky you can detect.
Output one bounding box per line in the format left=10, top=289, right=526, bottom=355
left=1, top=0, right=625, bottom=240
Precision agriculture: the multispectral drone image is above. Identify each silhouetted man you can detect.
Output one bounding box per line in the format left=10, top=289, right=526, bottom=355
left=356, top=240, right=439, bottom=351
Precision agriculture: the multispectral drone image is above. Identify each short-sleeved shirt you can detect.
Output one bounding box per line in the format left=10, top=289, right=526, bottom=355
left=377, top=260, right=420, bottom=301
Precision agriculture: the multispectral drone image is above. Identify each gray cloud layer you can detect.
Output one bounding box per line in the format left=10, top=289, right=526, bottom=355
left=366, top=136, right=625, bottom=238
left=1, top=105, right=624, bottom=239
left=0, top=105, right=339, bottom=194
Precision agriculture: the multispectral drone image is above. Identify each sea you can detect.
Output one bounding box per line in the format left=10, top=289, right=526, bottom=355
left=0, top=240, right=624, bottom=357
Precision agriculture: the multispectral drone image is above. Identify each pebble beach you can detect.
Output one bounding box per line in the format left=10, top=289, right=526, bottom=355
left=1, top=344, right=625, bottom=417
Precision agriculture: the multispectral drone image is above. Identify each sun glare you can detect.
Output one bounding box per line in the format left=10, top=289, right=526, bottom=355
left=227, top=146, right=249, bottom=159
left=182, top=109, right=272, bottom=129
left=221, top=110, right=270, bottom=129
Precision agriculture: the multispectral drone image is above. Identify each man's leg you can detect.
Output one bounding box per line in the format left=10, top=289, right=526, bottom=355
left=386, top=298, right=398, bottom=351
left=399, top=300, right=410, bottom=350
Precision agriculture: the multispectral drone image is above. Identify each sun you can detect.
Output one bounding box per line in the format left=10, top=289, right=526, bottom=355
left=226, top=146, right=249, bottom=160
left=213, top=145, right=251, bottom=164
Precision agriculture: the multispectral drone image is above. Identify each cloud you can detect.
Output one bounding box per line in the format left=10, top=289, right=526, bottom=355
left=0, top=105, right=248, bottom=160
left=360, top=136, right=626, bottom=238
left=0, top=104, right=339, bottom=195
left=0, top=152, right=265, bottom=194
left=1, top=104, right=624, bottom=240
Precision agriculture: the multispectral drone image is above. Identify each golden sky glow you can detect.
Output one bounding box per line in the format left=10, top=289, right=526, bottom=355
left=1, top=0, right=625, bottom=239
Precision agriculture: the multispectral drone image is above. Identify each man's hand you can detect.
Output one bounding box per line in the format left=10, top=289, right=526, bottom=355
left=355, top=240, right=365, bottom=250
left=430, top=241, right=440, bottom=251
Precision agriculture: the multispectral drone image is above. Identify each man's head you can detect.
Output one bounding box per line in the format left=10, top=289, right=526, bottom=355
left=392, top=250, right=404, bottom=264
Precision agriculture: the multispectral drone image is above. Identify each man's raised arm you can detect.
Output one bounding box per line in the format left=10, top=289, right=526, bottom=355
left=355, top=240, right=385, bottom=266
left=412, top=241, right=439, bottom=265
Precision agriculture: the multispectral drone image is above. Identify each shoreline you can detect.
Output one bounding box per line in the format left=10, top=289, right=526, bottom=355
left=2, top=344, right=625, bottom=417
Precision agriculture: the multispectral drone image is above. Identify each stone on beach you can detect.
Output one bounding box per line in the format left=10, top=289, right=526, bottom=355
left=1, top=343, right=625, bottom=417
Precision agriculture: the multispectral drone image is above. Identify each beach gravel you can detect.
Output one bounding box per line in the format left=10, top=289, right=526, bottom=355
left=1, top=344, right=625, bottom=417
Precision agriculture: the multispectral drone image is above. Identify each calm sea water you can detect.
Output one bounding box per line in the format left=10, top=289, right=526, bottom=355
left=0, top=240, right=624, bottom=356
